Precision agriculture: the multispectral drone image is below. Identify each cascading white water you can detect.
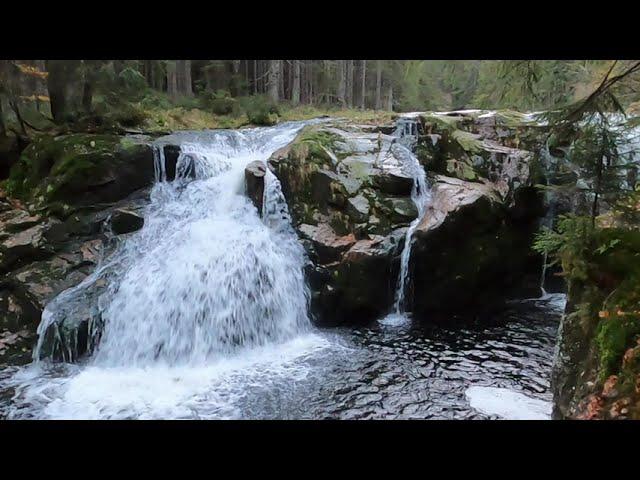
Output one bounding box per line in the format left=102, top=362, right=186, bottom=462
left=3, top=121, right=338, bottom=419
left=94, top=124, right=313, bottom=366
left=381, top=119, right=430, bottom=325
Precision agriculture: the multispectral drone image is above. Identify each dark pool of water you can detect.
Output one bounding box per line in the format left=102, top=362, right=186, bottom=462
left=0, top=295, right=563, bottom=420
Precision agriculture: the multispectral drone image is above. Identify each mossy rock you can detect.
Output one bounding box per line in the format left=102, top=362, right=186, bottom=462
left=5, top=134, right=154, bottom=214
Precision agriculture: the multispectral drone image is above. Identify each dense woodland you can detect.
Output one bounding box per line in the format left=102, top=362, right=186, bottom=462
left=2, top=60, right=640, bottom=137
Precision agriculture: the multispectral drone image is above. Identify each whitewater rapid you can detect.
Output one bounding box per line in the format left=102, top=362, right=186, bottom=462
left=3, top=121, right=336, bottom=419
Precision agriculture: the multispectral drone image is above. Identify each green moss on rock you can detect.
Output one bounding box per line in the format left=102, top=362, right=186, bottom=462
left=4, top=133, right=153, bottom=214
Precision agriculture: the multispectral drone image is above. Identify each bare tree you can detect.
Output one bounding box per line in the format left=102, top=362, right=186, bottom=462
left=337, top=60, right=346, bottom=107
left=346, top=60, right=353, bottom=107
left=361, top=60, right=367, bottom=109
left=183, top=60, right=193, bottom=96
left=166, top=60, right=178, bottom=99
left=375, top=60, right=382, bottom=110
left=268, top=60, right=280, bottom=102
left=291, top=60, right=301, bottom=105
left=253, top=60, right=258, bottom=94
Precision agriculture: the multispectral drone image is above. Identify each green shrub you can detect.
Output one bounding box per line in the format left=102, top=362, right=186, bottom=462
left=104, top=103, right=148, bottom=128
left=174, top=95, right=201, bottom=110
left=241, top=95, right=280, bottom=126
left=200, top=89, right=237, bottom=115
left=596, top=315, right=640, bottom=380
left=118, top=67, right=147, bottom=100
left=140, top=91, right=173, bottom=110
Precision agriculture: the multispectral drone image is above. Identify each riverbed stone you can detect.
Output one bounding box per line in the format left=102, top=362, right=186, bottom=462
left=110, top=209, right=144, bottom=235
left=245, top=160, right=267, bottom=214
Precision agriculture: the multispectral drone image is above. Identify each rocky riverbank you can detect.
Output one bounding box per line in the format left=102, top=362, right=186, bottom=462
left=1, top=111, right=551, bottom=359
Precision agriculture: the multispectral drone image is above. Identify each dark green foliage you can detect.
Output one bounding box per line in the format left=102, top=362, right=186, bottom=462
left=200, top=89, right=237, bottom=115
left=536, top=216, right=640, bottom=380
left=117, top=67, right=147, bottom=100
left=596, top=315, right=640, bottom=380
left=241, top=95, right=280, bottom=126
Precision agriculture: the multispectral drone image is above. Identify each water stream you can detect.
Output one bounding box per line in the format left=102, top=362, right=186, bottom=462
left=382, top=118, right=430, bottom=326
left=0, top=119, right=562, bottom=420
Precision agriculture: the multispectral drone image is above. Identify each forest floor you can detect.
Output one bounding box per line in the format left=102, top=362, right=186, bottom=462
left=136, top=105, right=398, bottom=132
left=7, top=103, right=399, bottom=139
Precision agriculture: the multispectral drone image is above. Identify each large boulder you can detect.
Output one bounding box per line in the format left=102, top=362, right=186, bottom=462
left=0, top=188, right=149, bottom=362
left=410, top=176, right=543, bottom=316
left=268, top=123, right=424, bottom=324
left=3, top=133, right=154, bottom=215
left=269, top=115, right=547, bottom=326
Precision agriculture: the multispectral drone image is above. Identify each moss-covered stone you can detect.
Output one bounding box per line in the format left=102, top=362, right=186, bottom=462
left=4, top=134, right=154, bottom=215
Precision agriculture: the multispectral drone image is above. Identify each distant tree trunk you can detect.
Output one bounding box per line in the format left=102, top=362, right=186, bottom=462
left=253, top=60, right=258, bottom=94
left=278, top=60, right=285, bottom=100
left=82, top=60, right=103, bottom=114
left=46, top=60, right=82, bottom=123
left=184, top=60, right=193, bottom=96
left=175, top=60, right=192, bottom=97
left=166, top=61, right=178, bottom=99
left=308, top=63, right=314, bottom=105
left=361, top=60, right=367, bottom=109
left=375, top=60, right=382, bottom=110
left=244, top=60, right=249, bottom=95
left=0, top=99, right=6, bottom=137
left=337, top=60, right=346, bottom=107
left=291, top=60, right=301, bottom=105
left=346, top=60, right=353, bottom=107
left=8, top=99, right=26, bottom=135
left=387, top=85, right=393, bottom=111
left=268, top=60, right=280, bottom=102
left=176, top=60, right=185, bottom=95
left=82, top=75, right=93, bottom=113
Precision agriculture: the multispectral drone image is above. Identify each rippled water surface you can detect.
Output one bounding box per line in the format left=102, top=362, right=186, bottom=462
left=0, top=294, right=562, bottom=420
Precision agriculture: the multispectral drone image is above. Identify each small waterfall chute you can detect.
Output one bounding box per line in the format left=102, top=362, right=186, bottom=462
left=381, top=118, right=431, bottom=326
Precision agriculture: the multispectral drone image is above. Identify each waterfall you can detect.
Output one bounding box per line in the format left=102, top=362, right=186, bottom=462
left=35, top=122, right=312, bottom=367
left=538, top=202, right=555, bottom=298
left=382, top=118, right=430, bottom=325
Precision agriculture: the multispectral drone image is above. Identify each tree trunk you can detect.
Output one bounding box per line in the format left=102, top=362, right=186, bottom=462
left=0, top=99, right=6, bottom=137
left=244, top=60, right=249, bottom=96
left=175, top=60, right=192, bottom=97
left=9, top=100, right=26, bottom=135
left=46, top=60, right=67, bottom=122
left=309, top=63, right=314, bottom=105
left=346, top=60, right=353, bottom=108
left=386, top=85, right=393, bottom=111
left=183, top=60, right=193, bottom=96
left=82, top=75, right=93, bottom=114
left=268, top=60, right=280, bottom=102
left=166, top=60, right=178, bottom=99
left=337, top=60, right=346, bottom=107
left=182, top=60, right=193, bottom=97
left=291, top=60, right=301, bottom=105
left=253, top=60, right=258, bottom=94
left=278, top=60, right=285, bottom=100
left=375, top=60, right=382, bottom=110
left=361, top=60, right=367, bottom=109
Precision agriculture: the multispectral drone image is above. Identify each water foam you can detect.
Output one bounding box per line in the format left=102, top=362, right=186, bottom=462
left=4, top=121, right=332, bottom=418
